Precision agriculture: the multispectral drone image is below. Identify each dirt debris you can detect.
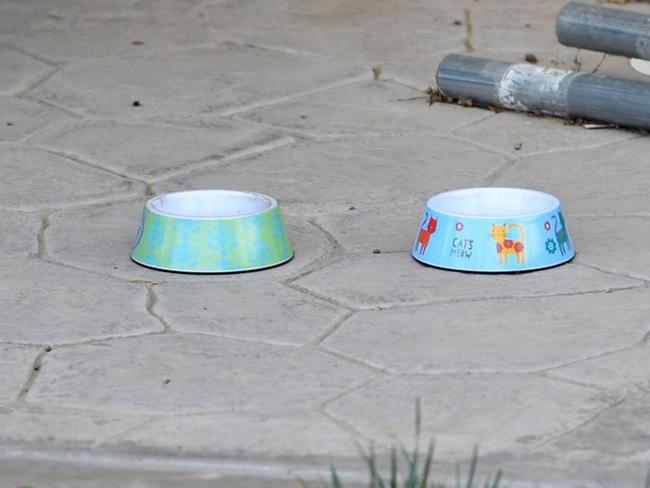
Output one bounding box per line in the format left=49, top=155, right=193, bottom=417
left=426, top=86, right=474, bottom=107
left=524, top=53, right=539, bottom=64
left=426, top=86, right=452, bottom=105
left=372, top=64, right=382, bottom=81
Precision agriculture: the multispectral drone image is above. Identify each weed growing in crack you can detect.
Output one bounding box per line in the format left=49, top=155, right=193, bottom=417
left=323, top=400, right=502, bottom=488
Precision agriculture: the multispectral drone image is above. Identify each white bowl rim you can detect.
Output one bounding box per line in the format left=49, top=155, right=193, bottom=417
left=427, top=187, right=560, bottom=219
left=631, top=58, right=650, bottom=77
left=147, top=190, right=277, bottom=220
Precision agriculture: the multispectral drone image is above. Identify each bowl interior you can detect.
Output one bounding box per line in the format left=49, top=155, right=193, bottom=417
left=150, top=190, right=273, bottom=219
left=428, top=188, right=559, bottom=218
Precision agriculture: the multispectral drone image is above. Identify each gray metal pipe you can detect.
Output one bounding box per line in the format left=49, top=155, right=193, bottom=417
left=436, top=53, right=650, bottom=129
left=556, top=1, right=650, bottom=60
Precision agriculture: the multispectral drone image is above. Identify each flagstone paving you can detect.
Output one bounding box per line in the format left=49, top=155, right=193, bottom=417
left=1, top=0, right=650, bottom=487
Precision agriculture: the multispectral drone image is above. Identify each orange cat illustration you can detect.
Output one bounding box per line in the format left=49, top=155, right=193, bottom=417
left=416, top=212, right=438, bottom=255
left=491, top=223, right=525, bottom=265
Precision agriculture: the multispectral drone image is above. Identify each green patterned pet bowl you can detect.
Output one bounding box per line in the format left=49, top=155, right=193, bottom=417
left=131, top=190, right=293, bottom=273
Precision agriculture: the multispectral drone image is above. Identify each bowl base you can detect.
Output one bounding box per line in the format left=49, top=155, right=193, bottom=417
left=412, top=253, right=574, bottom=274
left=130, top=253, right=294, bottom=274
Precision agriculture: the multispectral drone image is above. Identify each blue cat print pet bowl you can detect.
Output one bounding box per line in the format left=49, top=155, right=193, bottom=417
left=412, top=188, right=574, bottom=273
left=131, top=190, right=293, bottom=273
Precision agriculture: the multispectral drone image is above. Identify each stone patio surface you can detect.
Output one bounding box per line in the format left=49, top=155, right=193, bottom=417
left=1, top=0, right=650, bottom=486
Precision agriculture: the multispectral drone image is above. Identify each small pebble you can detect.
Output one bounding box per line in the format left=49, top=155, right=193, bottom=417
left=453, top=20, right=462, bottom=25
left=349, top=206, right=356, bottom=211
left=524, top=53, right=538, bottom=64
left=6, top=122, right=13, bottom=126
left=372, top=248, right=381, bottom=254
left=300, top=114, right=307, bottom=119
left=131, top=40, right=144, bottom=45
left=514, top=142, right=523, bottom=151
left=163, top=378, right=171, bottom=385
left=132, top=100, right=141, bottom=107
